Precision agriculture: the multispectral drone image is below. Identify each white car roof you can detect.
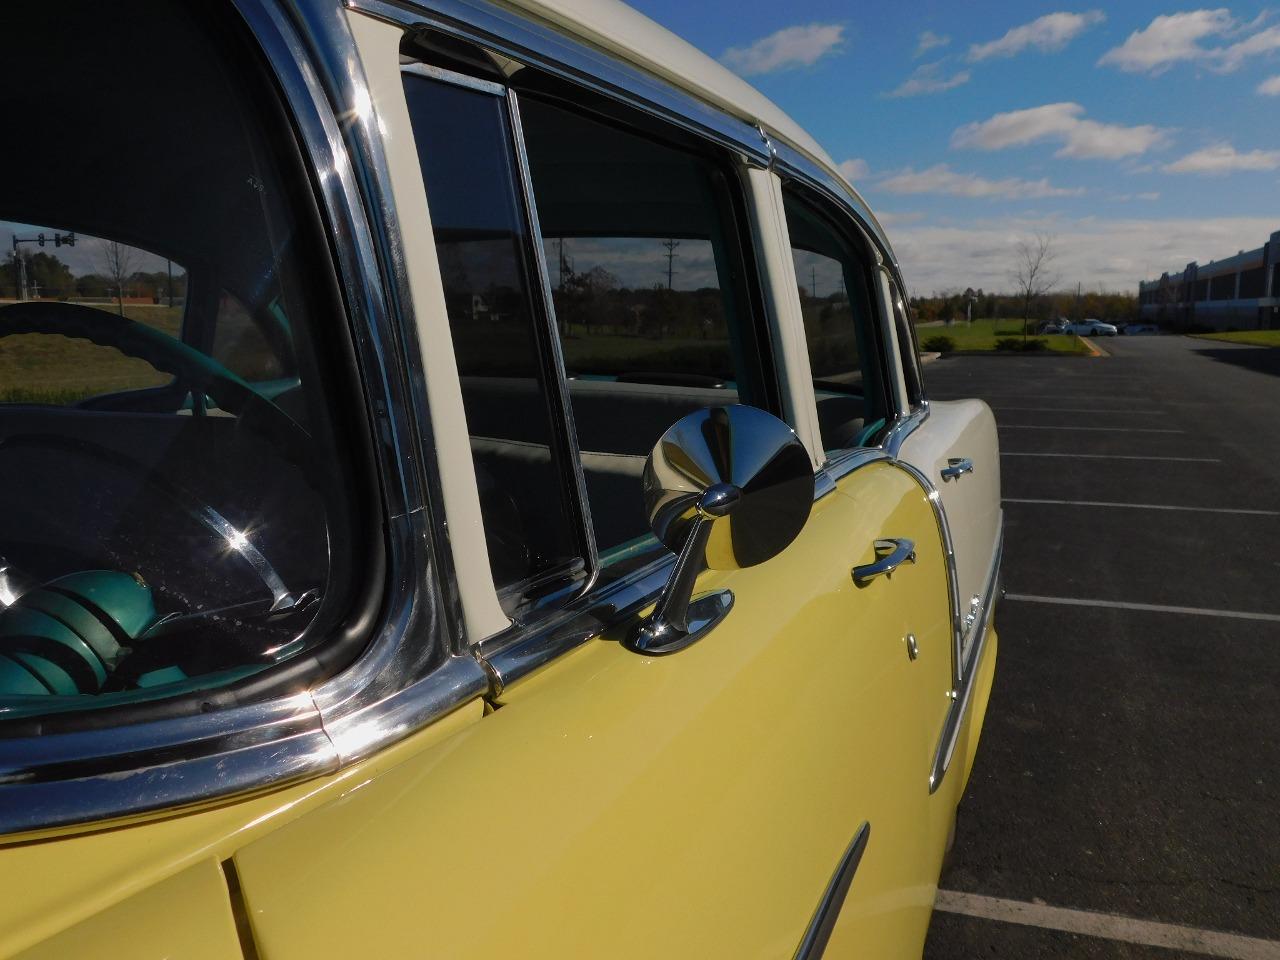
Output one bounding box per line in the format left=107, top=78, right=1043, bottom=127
left=511, top=0, right=863, bottom=200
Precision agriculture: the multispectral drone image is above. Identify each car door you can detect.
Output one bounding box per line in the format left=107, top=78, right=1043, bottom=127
left=229, top=16, right=955, bottom=958
left=886, top=272, right=1002, bottom=675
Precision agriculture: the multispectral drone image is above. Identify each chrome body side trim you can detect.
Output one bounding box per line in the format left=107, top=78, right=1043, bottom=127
left=928, top=531, right=1002, bottom=794
left=891, top=457, right=964, bottom=690
left=793, top=821, right=871, bottom=960
left=0, top=0, right=492, bottom=837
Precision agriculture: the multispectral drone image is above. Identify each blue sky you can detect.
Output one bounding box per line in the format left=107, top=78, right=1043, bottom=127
left=627, top=1, right=1280, bottom=294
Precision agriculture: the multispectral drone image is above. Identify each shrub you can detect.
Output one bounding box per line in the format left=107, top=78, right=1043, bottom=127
left=1021, top=338, right=1048, bottom=352
left=994, top=338, right=1021, bottom=351
left=922, top=335, right=955, bottom=353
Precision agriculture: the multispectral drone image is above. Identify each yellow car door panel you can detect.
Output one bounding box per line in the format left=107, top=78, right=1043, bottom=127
left=231, top=460, right=952, bottom=959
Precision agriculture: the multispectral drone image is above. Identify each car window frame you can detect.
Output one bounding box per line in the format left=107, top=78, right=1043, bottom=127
left=0, top=0, right=493, bottom=838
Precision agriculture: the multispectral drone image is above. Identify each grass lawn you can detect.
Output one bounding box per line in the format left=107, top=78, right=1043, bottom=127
left=1188, top=330, right=1280, bottom=348
left=917, top=318, right=1093, bottom=355
left=0, top=303, right=183, bottom=404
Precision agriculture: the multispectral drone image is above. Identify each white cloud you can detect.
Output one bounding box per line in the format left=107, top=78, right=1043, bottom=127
left=1163, top=142, right=1280, bottom=174
left=1099, top=9, right=1280, bottom=73
left=1259, top=74, right=1280, bottom=94
left=915, top=30, right=951, bottom=57
left=721, top=24, right=845, bottom=76
left=951, top=102, right=1167, bottom=159
left=1136, top=191, right=1162, bottom=200
left=884, top=214, right=1278, bottom=293
left=837, top=158, right=870, bottom=180
left=878, top=164, right=1083, bottom=199
left=886, top=62, right=971, bottom=97
left=968, top=11, right=1106, bottom=62
left=1217, top=25, right=1280, bottom=70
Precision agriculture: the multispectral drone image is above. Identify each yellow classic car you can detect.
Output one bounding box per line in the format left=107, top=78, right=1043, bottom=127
left=0, top=0, right=1001, bottom=957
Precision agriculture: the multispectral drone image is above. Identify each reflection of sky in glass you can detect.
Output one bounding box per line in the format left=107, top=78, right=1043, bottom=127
left=1, top=221, right=184, bottom=277
left=544, top=236, right=720, bottom=292
left=791, top=249, right=846, bottom=300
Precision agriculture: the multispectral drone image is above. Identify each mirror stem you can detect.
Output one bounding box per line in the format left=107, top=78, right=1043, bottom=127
left=651, top=516, right=712, bottom=635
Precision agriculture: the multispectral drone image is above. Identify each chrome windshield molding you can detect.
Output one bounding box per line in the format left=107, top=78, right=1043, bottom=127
left=400, top=59, right=505, bottom=94
left=0, top=0, right=483, bottom=839
left=793, top=821, right=871, bottom=960
left=347, top=0, right=770, bottom=167
left=891, top=456, right=963, bottom=690
left=929, top=534, right=1002, bottom=794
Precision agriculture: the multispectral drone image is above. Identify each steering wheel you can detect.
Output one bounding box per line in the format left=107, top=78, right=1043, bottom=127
left=0, top=300, right=306, bottom=443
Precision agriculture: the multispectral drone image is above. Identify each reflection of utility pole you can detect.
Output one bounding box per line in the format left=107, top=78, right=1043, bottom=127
left=810, top=266, right=817, bottom=299
left=167, top=259, right=174, bottom=308
left=556, top=238, right=566, bottom=290
left=661, top=238, right=679, bottom=290
left=10, top=231, right=75, bottom=301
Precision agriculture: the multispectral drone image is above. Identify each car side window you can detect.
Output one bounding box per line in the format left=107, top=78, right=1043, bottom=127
left=781, top=186, right=892, bottom=455
left=401, top=70, right=587, bottom=603
left=519, top=95, right=775, bottom=565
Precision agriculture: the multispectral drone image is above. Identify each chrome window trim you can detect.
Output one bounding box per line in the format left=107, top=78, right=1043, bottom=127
left=401, top=59, right=505, bottom=94
left=0, top=0, right=491, bottom=838
left=349, top=0, right=770, bottom=167
left=929, top=529, right=1002, bottom=794
left=506, top=87, right=602, bottom=601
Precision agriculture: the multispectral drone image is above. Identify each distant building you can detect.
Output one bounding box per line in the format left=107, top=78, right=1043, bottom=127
left=1138, top=230, right=1280, bottom=331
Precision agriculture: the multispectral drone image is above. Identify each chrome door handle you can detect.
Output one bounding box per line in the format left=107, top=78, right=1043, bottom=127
left=941, top=457, right=973, bottom=482
left=852, top=538, right=916, bottom=585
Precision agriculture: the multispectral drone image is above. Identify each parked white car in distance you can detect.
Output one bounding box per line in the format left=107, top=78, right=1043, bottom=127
left=1064, top=318, right=1118, bottom=336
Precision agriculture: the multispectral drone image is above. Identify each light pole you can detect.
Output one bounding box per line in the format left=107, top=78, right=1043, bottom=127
left=10, top=231, right=75, bottom=301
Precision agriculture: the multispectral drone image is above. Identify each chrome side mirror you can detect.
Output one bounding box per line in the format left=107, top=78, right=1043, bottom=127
left=628, top=405, right=814, bottom=655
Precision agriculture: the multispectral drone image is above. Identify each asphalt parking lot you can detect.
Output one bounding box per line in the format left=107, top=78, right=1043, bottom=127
left=920, top=335, right=1280, bottom=959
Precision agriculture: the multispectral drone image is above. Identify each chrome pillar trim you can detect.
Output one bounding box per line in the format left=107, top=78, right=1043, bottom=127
left=507, top=87, right=601, bottom=600
left=754, top=121, right=777, bottom=171
left=347, top=0, right=771, bottom=167
left=929, top=535, right=1002, bottom=794
left=771, top=140, right=895, bottom=273
left=891, top=456, right=963, bottom=690
left=286, top=0, right=466, bottom=653
left=880, top=399, right=930, bottom=460
left=819, top=447, right=892, bottom=490
left=792, top=821, right=871, bottom=960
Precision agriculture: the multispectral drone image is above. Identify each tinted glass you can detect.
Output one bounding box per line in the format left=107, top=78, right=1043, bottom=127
left=520, top=96, right=772, bottom=560
left=402, top=74, right=581, bottom=597
left=783, top=187, right=891, bottom=453
left=0, top=1, right=365, bottom=721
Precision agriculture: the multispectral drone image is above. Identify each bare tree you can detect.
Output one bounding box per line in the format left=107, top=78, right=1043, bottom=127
left=98, top=240, right=137, bottom=316
left=1010, top=233, right=1058, bottom=341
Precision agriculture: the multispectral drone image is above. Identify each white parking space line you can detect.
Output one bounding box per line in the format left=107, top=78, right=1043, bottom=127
left=999, top=425, right=1184, bottom=433
left=935, top=890, right=1280, bottom=959
left=992, top=406, right=1166, bottom=414
left=1003, top=498, right=1280, bottom=517
left=1003, top=452, right=1220, bottom=463
left=1005, top=594, right=1280, bottom=623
